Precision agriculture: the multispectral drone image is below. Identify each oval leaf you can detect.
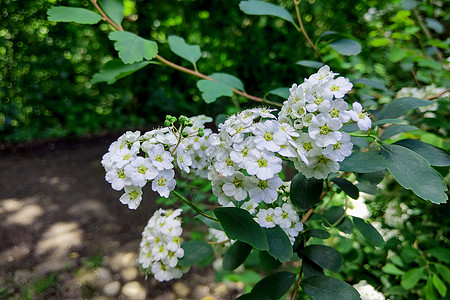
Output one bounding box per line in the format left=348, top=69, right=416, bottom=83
left=168, top=35, right=202, bottom=66
left=47, top=6, right=102, bottom=24
left=302, top=258, right=324, bottom=279
left=380, top=124, right=418, bottom=140
left=377, top=97, right=432, bottom=120
left=432, top=275, right=447, bottom=298
left=401, top=267, right=423, bottom=290
left=109, top=31, right=158, bottom=64
left=237, top=292, right=272, bottom=300
left=262, top=226, right=293, bottom=263
left=267, top=87, right=290, bottom=99
left=302, top=245, right=343, bottom=273
left=239, top=1, right=295, bottom=25
left=305, top=229, right=331, bottom=239
left=91, top=59, right=151, bottom=84
left=301, top=275, right=361, bottom=300
left=223, top=241, right=253, bottom=270
left=382, top=263, right=405, bottom=275
left=353, top=216, right=385, bottom=247
left=383, top=145, right=448, bottom=204
left=197, top=79, right=233, bottom=104
left=99, top=0, right=124, bottom=26
left=296, top=60, right=323, bottom=69
left=340, top=150, right=392, bottom=173
left=252, top=271, right=296, bottom=299
left=214, top=207, right=269, bottom=250
left=178, top=240, right=213, bottom=267
left=329, top=39, right=362, bottom=56
left=331, top=177, right=359, bottom=199
left=210, top=73, right=244, bottom=91
left=290, top=172, right=323, bottom=211
left=428, top=248, right=450, bottom=264
left=394, top=139, right=450, bottom=167
left=259, top=250, right=282, bottom=272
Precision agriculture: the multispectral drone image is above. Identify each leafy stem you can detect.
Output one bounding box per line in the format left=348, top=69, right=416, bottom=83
left=172, top=190, right=219, bottom=222
left=293, top=0, right=323, bottom=62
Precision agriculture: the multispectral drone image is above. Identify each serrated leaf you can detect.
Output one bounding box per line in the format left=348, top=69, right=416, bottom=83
left=290, top=172, right=323, bottom=211
left=383, top=145, right=448, bottom=204
left=214, top=207, right=269, bottom=250
left=382, top=263, right=405, bottom=275
left=301, top=275, right=361, bottom=300
left=262, top=227, right=292, bottom=263
left=296, top=60, right=323, bottom=69
left=401, top=268, right=423, bottom=290
left=428, top=248, right=450, bottom=263
left=223, top=241, right=252, bottom=270
left=303, top=245, right=343, bottom=273
left=109, top=31, right=158, bottom=64
left=353, top=217, right=385, bottom=247
left=267, top=87, right=289, bottom=99
left=394, top=139, right=450, bottom=167
left=178, top=240, right=213, bottom=267
left=239, top=1, right=295, bottom=25
left=380, top=124, right=418, bottom=140
left=377, top=97, right=432, bottom=120
left=91, top=59, right=151, bottom=84
left=252, top=271, right=296, bottom=300
left=329, top=39, right=362, bottom=56
left=47, top=6, right=102, bottom=24
left=99, top=0, right=124, bottom=26
left=331, top=177, right=359, bottom=199
left=167, top=35, right=201, bottom=66
left=197, top=80, right=233, bottom=104
left=432, top=275, right=447, bottom=297
left=340, top=150, right=392, bottom=173
left=210, top=73, right=244, bottom=91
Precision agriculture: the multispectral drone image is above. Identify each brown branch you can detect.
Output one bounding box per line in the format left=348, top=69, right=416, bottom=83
left=293, top=0, right=323, bottom=62
left=425, top=88, right=450, bottom=100
left=290, top=260, right=303, bottom=300
left=90, top=0, right=123, bottom=31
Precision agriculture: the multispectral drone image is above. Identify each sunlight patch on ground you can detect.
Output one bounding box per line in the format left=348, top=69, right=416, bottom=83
left=39, top=176, right=70, bottom=192
left=6, top=204, right=44, bottom=225
left=36, top=222, right=83, bottom=259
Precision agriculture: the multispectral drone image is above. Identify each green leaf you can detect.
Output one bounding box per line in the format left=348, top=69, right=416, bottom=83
left=353, top=217, right=385, bottom=247
left=340, top=150, right=392, bottom=173
left=425, top=277, right=438, bottom=300
left=178, top=240, right=213, bottom=267
left=252, top=271, right=296, bottom=300
left=432, top=275, right=447, bottom=297
left=428, top=248, right=450, bottom=263
left=296, top=60, right=323, bottom=69
left=337, top=217, right=354, bottom=234
left=425, top=18, right=444, bottom=34
left=382, top=263, right=405, bottom=275
left=267, top=87, right=289, bottom=99
left=383, top=145, right=448, bottom=204
left=210, top=73, right=244, bottom=91
left=418, top=59, right=442, bottom=71
left=394, top=139, right=450, bottom=167
left=91, top=59, right=151, bottom=84
left=99, top=0, right=124, bottom=26
left=331, top=177, right=359, bottom=199
left=377, top=97, right=432, bottom=120
left=352, top=78, right=387, bottom=91
left=196, top=80, right=233, bottom=104
left=401, top=268, right=423, bottom=290
left=390, top=46, right=408, bottom=62
left=259, top=250, right=282, bottom=272
left=47, top=6, right=102, bottom=24
left=109, top=31, right=158, bottom=64
left=262, top=227, right=293, bottom=263
left=329, top=39, right=362, bottom=56
left=167, top=35, right=201, bottom=66
left=302, top=258, right=324, bottom=279
left=305, top=229, right=331, bottom=239
left=435, top=264, right=450, bottom=285
left=301, top=275, right=361, bottom=300
left=323, top=206, right=345, bottom=226
left=290, top=172, right=323, bottom=211
left=239, top=1, right=295, bottom=25
left=195, top=214, right=223, bottom=231
left=223, top=241, right=253, bottom=270
left=380, top=124, right=418, bottom=140
left=373, top=118, right=407, bottom=126
left=236, top=292, right=272, bottom=300
left=214, top=207, right=269, bottom=250
left=302, top=245, right=343, bottom=273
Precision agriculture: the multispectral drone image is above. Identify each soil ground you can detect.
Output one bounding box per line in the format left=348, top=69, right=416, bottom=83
left=0, top=134, right=243, bottom=300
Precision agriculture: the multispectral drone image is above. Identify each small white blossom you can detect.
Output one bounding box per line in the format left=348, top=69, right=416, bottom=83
left=349, top=102, right=372, bottom=131
left=119, top=185, right=143, bottom=209
left=152, top=169, right=176, bottom=198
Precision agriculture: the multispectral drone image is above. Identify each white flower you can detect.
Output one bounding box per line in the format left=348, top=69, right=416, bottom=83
left=119, top=185, right=143, bottom=209
left=230, top=138, right=254, bottom=167
left=124, top=157, right=158, bottom=187
left=175, top=146, right=192, bottom=173
left=255, top=208, right=276, bottom=228
left=240, top=200, right=259, bottom=215
left=248, top=175, right=282, bottom=204
left=323, top=133, right=353, bottom=162
left=252, top=120, right=286, bottom=152
left=214, top=151, right=238, bottom=177
left=152, top=169, right=176, bottom=198
left=327, top=77, right=353, bottom=98
left=245, top=149, right=282, bottom=180
left=109, top=145, right=140, bottom=169
left=322, top=98, right=351, bottom=125
left=148, top=144, right=174, bottom=171
left=349, top=102, right=372, bottom=131
left=308, top=114, right=342, bottom=147
left=353, top=280, right=385, bottom=300
left=105, top=166, right=131, bottom=191
left=222, top=171, right=255, bottom=201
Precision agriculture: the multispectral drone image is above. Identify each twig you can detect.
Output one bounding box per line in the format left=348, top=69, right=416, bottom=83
left=293, top=0, right=323, bottom=62
left=90, top=0, right=123, bottom=31
left=290, top=261, right=303, bottom=300
left=172, top=190, right=219, bottom=222
left=412, top=8, right=444, bottom=65
left=425, top=88, right=450, bottom=100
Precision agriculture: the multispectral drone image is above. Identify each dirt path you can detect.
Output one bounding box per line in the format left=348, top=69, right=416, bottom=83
left=0, top=135, right=242, bottom=299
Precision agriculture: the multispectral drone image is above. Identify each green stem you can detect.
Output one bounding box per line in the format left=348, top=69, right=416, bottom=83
left=172, top=190, right=219, bottom=222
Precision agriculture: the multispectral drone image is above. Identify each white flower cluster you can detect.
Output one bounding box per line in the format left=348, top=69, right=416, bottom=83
left=101, top=115, right=212, bottom=209
left=138, top=208, right=189, bottom=282
left=279, top=65, right=371, bottom=179
left=384, top=200, right=412, bottom=228
left=396, top=84, right=448, bottom=116
left=353, top=280, right=385, bottom=300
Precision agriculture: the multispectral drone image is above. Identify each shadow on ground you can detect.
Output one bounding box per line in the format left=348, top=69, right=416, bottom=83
left=0, top=134, right=243, bottom=299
